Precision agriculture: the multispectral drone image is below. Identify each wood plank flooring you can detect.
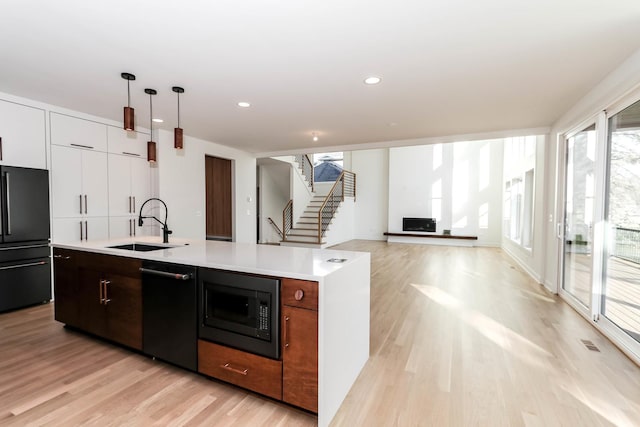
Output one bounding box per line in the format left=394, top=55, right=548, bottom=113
left=2, top=241, right=640, bottom=426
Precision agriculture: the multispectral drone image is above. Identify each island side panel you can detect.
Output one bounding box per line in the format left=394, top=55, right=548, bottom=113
left=317, top=253, right=370, bottom=427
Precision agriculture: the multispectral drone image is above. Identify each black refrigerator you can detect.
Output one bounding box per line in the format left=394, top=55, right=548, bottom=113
left=0, top=166, right=51, bottom=312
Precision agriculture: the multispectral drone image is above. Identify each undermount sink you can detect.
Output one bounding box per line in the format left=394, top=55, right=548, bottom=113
left=106, top=243, right=177, bottom=252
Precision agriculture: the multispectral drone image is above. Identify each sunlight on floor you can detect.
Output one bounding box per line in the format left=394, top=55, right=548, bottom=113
left=411, top=284, right=552, bottom=369
left=411, top=283, right=638, bottom=427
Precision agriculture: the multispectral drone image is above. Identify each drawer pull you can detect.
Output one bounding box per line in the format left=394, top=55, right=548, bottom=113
left=53, top=254, right=71, bottom=260
left=103, top=280, right=111, bottom=304
left=221, top=363, right=248, bottom=376
left=294, top=289, right=304, bottom=301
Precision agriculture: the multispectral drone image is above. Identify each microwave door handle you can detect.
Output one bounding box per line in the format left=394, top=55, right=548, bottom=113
left=139, top=267, right=192, bottom=280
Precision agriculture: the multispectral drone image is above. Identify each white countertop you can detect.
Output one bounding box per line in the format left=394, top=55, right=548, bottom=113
left=51, top=237, right=368, bottom=281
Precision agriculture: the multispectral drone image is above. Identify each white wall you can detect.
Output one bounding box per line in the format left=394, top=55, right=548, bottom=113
left=258, top=162, right=290, bottom=243
left=501, top=135, right=547, bottom=283
left=157, top=129, right=256, bottom=243
left=543, top=47, right=640, bottom=293
left=351, top=149, right=389, bottom=240
left=325, top=198, right=355, bottom=247
left=388, top=139, right=504, bottom=246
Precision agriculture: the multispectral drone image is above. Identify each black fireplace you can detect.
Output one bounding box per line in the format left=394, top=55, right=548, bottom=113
left=403, top=217, right=436, bottom=232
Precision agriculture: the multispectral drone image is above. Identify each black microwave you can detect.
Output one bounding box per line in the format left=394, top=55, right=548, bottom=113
left=199, top=268, right=280, bottom=359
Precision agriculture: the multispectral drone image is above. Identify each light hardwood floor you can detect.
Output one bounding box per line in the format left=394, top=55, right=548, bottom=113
left=1, top=241, right=640, bottom=426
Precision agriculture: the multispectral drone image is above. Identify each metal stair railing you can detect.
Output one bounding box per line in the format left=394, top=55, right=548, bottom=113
left=316, top=170, right=356, bottom=243
left=267, top=217, right=284, bottom=239
left=294, top=154, right=314, bottom=192
left=282, top=199, right=293, bottom=241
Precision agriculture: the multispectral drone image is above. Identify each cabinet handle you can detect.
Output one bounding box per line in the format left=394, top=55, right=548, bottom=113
left=103, top=280, right=111, bottom=304
left=99, top=279, right=104, bottom=304
left=0, top=136, right=3, bottom=161
left=84, top=195, right=88, bottom=214
left=79, top=194, right=83, bottom=214
left=0, top=261, right=46, bottom=271
left=85, top=220, right=88, bottom=240
left=294, top=289, right=304, bottom=301
left=128, top=196, right=132, bottom=213
left=79, top=221, right=83, bottom=240
left=133, top=218, right=136, bottom=237
left=284, top=315, right=290, bottom=348
left=133, top=196, right=136, bottom=213
left=220, top=363, right=248, bottom=376
left=129, top=218, right=132, bottom=236
left=53, top=254, right=71, bottom=260
left=122, top=151, right=140, bottom=157
left=70, top=143, right=94, bottom=149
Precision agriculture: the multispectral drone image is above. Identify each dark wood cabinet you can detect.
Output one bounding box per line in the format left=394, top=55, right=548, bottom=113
left=53, top=248, right=81, bottom=326
left=55, top=250, right=319, bottom=412
left=282, top=279, right=318, bottom=413
left=53, top=249, right=142, bottom=350
left=198, top=340, right=282, bottom=400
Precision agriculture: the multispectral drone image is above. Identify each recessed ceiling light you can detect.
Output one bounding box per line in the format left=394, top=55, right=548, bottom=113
left=364, top=76, right=382, bottom=85
left=152, top=118, right=164, bottom=123
left=237, top=102, right=251, bottom=108
left=312, top=132, right=319, bottom=142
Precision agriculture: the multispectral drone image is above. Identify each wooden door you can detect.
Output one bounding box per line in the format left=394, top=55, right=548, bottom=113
left=205, top=156, right=232, bottom=240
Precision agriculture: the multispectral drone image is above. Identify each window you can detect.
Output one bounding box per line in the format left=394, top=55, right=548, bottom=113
left=503, top=136, right=536, bottom=249
left=313, top=152, right=343, bottom=182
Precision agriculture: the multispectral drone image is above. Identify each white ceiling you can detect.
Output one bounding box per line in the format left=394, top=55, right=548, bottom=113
left=2, top=0, right=640, bottom=155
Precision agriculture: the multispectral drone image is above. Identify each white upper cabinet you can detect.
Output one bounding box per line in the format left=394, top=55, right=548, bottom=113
left=107, top=153, right=151, bottom=240
left=0, top=99, right=46, bottom=169
left=107, top=126, right=148, bottom=158
left=51, top=145, right=83, bottom=218
left=108, top=154, right=150, bottom=218
left=50, top=145, right=108, bottom=219
left=50, top=112, right=107, bottom=152
left=130, top=156, right=151, bottom=214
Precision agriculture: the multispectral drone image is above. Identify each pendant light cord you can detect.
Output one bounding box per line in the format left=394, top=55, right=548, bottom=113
left=177, top=92, right=181, bottom=128
left=149, top=93, right=153, bottom=136
left=127, top=80, right=131, bottom=107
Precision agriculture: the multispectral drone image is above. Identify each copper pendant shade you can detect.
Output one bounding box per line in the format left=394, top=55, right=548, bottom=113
left=145, top=88, right=157, bottom=163
left=147, top=140, right=157, bottom=162
left=121, top=73, right=136, bottom=131
left=172, top=86, right=184, bottom=149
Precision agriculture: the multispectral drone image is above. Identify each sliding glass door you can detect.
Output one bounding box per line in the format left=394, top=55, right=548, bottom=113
left=602, top=100, right=640, bottom=344
left=562, top=124, right=597, bottom=308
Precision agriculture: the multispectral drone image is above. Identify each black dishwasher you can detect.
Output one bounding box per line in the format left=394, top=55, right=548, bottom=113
left=141, top=261, right=198, bottom=371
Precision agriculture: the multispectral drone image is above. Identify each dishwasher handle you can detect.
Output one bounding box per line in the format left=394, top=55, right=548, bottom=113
left=139, top=267, right=192, bottom=281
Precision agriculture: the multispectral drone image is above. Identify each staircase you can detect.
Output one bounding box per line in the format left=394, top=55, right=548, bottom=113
left=281, top=161, right=356, bottom=248
left=282, top=195, right=327, bottom=245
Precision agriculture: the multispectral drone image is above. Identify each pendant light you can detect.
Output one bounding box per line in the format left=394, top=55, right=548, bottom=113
left=145, top=88, right=157, bottom=163
left=121, top=72, right=136, bottom=130
left=172, top=86, right=184, bottom=149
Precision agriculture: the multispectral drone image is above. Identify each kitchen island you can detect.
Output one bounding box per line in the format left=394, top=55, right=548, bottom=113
left=51, top=237, right=370, bottom=427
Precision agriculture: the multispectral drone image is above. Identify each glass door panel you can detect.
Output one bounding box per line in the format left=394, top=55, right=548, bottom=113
left=563, top=124, right=597, bottom=307
left=603, top=100, right=640, bottom=343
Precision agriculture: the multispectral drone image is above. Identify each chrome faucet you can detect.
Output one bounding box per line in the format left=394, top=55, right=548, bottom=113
left=138, top=198, right=172, bottom=243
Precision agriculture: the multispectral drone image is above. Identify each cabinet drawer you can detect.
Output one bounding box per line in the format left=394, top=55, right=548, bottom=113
left=50, top=112, right=107, bottom=151
left=198, top=340, right=282, bottom=400
left=281, top=278, right=318, bottom=310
